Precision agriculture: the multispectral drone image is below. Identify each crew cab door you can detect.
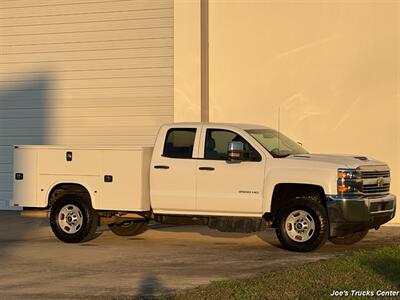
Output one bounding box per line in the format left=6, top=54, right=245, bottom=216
left=150, top=125, right=201, bottom=212
left=196, top=127, right=266, bottom=215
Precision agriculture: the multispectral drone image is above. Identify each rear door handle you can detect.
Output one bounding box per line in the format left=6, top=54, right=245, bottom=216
left=199, top=167, right=215, bottom=171
left=154, top=165, right=170, bottom=169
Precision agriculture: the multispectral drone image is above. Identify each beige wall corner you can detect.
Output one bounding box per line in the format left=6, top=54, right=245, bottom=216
left=174, top=0, right=202, bottom=122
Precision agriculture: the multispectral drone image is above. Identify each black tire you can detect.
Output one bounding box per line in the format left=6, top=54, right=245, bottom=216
left=108, top=221, right=148, bottom=236
left=50, top=195, right=99, bottom=243
left=330, top=230, right=368, bottom=245
left=275, top=196, right=329, bottom=252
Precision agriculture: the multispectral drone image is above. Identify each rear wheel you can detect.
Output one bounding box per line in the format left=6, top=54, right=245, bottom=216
left=330, top=230, right=368, bottom=245
left=108, top=221, right=148, bottom=236
left=50, top=195, right=99, bottom=243
left=275, top=196, right=329, bottom=252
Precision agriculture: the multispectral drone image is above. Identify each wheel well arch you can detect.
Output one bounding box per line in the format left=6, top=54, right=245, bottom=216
left=266, top=183, right=326, bottom=224
left=47, top=183, right=92, bottom=208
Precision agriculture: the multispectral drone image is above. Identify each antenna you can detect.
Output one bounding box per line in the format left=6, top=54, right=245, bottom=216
left=278, top=106, right=281, bottom=156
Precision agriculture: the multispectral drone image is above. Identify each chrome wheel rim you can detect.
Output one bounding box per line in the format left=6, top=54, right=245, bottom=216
left=285, top=210, right=316, bottom=243
left=58, top=204, right=83, bottom=234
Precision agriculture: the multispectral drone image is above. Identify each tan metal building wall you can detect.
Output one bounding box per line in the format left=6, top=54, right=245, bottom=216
left=0, top=0, right=174, bottom=209
left=207, top=1, right=399, bottom=223
left=174, top=1, right=399, bottom=223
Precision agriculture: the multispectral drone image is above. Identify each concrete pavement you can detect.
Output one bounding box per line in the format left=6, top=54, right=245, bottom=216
left=0, top=211, right=399, bottom=299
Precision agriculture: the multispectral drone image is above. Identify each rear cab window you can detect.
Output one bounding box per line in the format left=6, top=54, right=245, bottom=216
left=163, top=128, right=197, bottom=159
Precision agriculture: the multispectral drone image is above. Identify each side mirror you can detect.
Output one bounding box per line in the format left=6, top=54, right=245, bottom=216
left=227, top=141, right=244, bottom=162
left=297, top=141, right=303, bottom=147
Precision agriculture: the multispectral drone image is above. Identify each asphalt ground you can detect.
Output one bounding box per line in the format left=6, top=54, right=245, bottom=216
left=0, top=211, right=399, bottom=299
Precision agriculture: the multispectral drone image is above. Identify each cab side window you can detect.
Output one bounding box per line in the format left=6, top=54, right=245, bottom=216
left=163, top=128, right=197, bottom=159
left=204, top=129, right=261, bottom=161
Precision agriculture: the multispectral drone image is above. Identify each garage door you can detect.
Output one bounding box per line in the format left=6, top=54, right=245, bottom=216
left=0, top=0, right=173, bottom=209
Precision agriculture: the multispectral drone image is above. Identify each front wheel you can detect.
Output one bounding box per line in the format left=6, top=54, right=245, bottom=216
left=109, top=221, right=148, bottom=236
left=275, top=197, right=329, bottom=252
left=330, top=230, right=368, bottom=245
left=50, top=195, right=99, bottom=243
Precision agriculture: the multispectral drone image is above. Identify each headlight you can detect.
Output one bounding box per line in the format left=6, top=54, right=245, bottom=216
left=337, top=168, right=362, bottom=196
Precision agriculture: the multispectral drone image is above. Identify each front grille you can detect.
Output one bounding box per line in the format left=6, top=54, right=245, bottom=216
left=363, top=183, right=390, bottom=194
left=359, top=165, right=391, bottom=196
left=361, top=170, right=390, bottom=179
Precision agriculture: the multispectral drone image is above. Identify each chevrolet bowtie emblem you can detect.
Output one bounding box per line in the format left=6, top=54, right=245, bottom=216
left=376, top=177, right=385, bottom=187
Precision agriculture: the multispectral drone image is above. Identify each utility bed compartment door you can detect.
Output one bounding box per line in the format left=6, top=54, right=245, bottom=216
left=100, top=149, right=152, bottom=211
left=13, top=148, right=38, bottom=207
left=38, top=149, right=100, bottom=175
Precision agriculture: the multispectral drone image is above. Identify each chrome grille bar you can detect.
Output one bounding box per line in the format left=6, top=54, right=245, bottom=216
left=361, top=171, right=390, bottom=179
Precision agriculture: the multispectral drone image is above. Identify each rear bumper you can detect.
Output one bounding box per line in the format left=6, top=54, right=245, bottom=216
left=326, top=194, right=396, bottom=237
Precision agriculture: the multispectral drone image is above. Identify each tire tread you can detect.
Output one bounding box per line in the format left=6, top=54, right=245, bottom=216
left=50, top=195, right=99, bottom=243
left=108, top=221, right=148, bottom=236
left=275, top=196, right=329, bottom=252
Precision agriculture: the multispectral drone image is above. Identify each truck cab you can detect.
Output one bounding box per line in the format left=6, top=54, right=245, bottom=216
left=151, top=123, right=267, bottom=216
left=13, top=122, right=397, bottom=252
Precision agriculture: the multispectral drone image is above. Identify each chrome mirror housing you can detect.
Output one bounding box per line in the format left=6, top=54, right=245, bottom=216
left=227, top=141, right=244, bottom=161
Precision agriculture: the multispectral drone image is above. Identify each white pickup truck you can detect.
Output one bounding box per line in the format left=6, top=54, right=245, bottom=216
left=13, top=122, right=396, bottom=252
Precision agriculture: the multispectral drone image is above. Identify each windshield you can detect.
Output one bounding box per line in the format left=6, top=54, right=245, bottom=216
left=246, top=129, right=308, bottom=158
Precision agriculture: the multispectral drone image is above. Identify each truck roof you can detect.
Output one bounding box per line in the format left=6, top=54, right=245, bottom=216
left=164, top=122, right=271, bottom=130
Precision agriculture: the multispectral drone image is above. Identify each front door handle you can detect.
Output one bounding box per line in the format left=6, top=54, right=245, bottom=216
left=154, top=165, right=170, bottom=169
left=199, top=167, right=215, bottom=171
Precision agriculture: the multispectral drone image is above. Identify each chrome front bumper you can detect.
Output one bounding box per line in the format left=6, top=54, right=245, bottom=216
left=326, top=194, right=396, bottom=237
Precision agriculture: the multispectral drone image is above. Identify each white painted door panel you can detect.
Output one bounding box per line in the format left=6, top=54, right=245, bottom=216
left=150, top=157, right=197, bottom=211
left=150, top=125, right=201, bottom=212
left=196, top=160, right=265, bottom=214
